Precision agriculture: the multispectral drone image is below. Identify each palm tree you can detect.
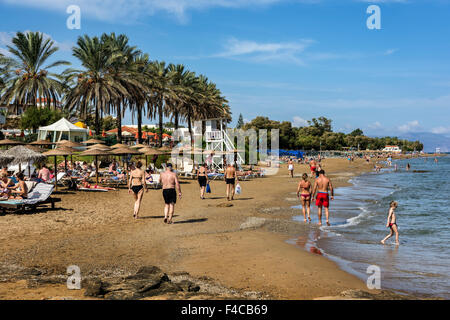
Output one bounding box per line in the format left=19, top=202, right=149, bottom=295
left=0, top=31, right=70, bottom=114
left=147, top=61, right=175, bottom=147
left=65, top=34, right=129, bottom=135
left=101, top=33, right=142, bottom=143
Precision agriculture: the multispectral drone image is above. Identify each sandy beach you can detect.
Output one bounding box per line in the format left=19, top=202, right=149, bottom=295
left=0, top=158, right=425, bottom=300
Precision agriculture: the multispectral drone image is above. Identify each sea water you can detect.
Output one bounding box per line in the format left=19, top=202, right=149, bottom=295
left=293, top=155, right=450, bottom=298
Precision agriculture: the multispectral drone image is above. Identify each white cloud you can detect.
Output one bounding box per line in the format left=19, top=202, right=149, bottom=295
left=292, top=116, right=308, bottom=127
left=398, top=120, right=421, bottom=133
left=431, top=126, right=450, bottom=135
left=0, top=0, right=284, bottom=23
left=368, top=121, right=382, bottom=129
left=214, top=38, right=314, bottom=65
left=384, top=48, right=398, bottom=55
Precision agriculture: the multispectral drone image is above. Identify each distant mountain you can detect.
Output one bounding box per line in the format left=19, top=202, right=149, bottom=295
left=399, top=132, right=450, bottom=153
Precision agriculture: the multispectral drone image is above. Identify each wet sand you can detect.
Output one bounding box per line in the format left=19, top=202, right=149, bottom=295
left=0, top=158, right=407, bottom=299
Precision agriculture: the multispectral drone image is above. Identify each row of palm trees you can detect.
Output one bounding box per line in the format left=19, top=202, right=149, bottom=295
left=0, top=31, right=231, bottom=146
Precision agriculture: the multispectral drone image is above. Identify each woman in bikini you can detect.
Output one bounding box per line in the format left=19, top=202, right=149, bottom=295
left=197, top=163, right=209, bottom=199
left=9, top=172, right=28, bottom=200
left=297, top=173, right=312, bottom=222
left=381, top=201, right=399, bottom=245
left=128, top=161, right=148, bottom=219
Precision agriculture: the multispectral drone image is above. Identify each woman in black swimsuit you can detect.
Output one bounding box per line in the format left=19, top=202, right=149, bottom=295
left=128, top=161, right=147, bottom=219
left=197, top=163, right=209, bottom=199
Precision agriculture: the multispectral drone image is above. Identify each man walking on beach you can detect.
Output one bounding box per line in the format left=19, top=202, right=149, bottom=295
left=225, top=163, right=237, bottom=201
left=312, top=170, right=334, bottom=226
left=310, top=159, right=317, bottom=178
left=159, top=163, right=182, bottom=224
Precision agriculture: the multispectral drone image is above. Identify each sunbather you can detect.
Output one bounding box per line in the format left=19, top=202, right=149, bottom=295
left=9, top=172, right=28, bottom=200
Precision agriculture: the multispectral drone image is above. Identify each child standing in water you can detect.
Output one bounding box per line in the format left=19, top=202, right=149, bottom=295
left=381, top=201, right=399, bottom=245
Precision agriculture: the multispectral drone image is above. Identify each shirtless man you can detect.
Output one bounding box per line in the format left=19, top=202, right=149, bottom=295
left=312, top=170, right=334, bottom=226
left=225, top=163, right=237, bottom=201
left=309, top=159, right=317, bottom=178
left=159, top=163, right=182, bottom=224
left=297, top=173, right=312, bottom=222
left=288, top=159, right=294, bottom=178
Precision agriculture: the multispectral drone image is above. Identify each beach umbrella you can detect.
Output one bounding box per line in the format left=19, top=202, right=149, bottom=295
left=83, top=138, right=105, bottom=145
left=29, top=139, right=55, bottom=147
left=110, top=147, right=143, bottom=181
left=87, top=143, right=111, bottom=151
left=158, top=146, right=172, bottom=154
left=131, top=143, right=147, bottom=149
left=110, top=143, right=129, bottom=149
left=0, top=138, right=25, bottom=149
left=0, top=150, right=14, bottom=167
left=25, top=145, right=47, bottom=153
left=56, top=146, right=78, bottom=172
left=57, top=140, right=84, bottom=148
left=4, top=145, right=46, bottom=178
left=43, top=148, right=72, bottom=190
left=80, top=148, right=113, bottom=185
left=138, top=147, right=164, bottom=167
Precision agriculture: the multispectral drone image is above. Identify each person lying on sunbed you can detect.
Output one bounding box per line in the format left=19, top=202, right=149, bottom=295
left=80, top=179, right=115, bottom=191
left=0, top=172, right=14, bottom=198
left=9, top=173, right=28, bottom=200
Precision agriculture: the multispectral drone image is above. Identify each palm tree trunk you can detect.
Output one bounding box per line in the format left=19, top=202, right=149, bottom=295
left=174, top=107, right=179, bottom=130
left=158, top=103, right=163, bottom=147
left=117, top=102, right=122, bottom=143
left=95, top=102, right=100, bottom=136
left=187, top=111, right=193, bottom=148
left=137, top=105, right=143, bottom=144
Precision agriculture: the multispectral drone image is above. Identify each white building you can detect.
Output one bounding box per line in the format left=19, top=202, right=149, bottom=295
left=382, top=145, right=402, bottom=153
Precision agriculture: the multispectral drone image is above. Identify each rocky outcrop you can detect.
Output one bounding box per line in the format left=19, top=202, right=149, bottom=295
left=83, top=266, right=200, bottom=300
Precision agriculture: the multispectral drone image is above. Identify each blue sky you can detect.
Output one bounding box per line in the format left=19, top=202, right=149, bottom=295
left=1, top=0, right=450, bottom=138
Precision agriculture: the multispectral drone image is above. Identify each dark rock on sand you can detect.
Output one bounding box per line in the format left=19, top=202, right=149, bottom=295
left=84, top=265, right=199, bottom=300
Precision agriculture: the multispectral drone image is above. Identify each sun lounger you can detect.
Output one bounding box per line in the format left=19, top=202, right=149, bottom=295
left=0, top=183, right=61, bottom=214
left=146, top=174, right=162, bottom=189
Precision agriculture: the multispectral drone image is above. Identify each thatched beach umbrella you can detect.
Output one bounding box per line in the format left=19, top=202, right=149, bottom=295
left=80, top=148, right=113, bottom=185
left=110, top=143, right=129, bottom=149
left=111, top=147, right=143, bottom=179
left=0, top=150, right=14, bottom=167
left=43, top=148, right=72, bottom=190
left=158, top=146, right=172, bottom=153
left=83, top=139, right=105, bottom=145
left=58, top=140, right=84, bottom=148
left=29, top=139, right=55, bottom=147
left=131, top=143, right=147, bottom=149
left=56, top=146, right=78, bottom=172
left=0, top=139, right=25, bottom=149
left=138, top=147, right=164, bottom=168
left=87, top=143, right=111, bottom=151
left=5, top=145, right=46, bottom=177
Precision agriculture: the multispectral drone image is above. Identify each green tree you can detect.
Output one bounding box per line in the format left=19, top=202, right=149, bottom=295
left=20, top=106, right=62, bottom=133
left=0, top=31, right=70, bottom=114
left=349, top=128, right=364, bottom=136
left=236, top=113, right=244, bottom=129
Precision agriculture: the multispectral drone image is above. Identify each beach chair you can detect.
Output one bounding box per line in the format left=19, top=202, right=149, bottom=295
left=0, top=183, right=61, bottom=214
left=146, top=174, right=161, bottom=189
left=46, top=172, right=68, bottom=186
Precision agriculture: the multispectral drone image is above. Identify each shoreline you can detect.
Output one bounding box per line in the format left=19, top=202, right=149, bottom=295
left=0, top=157, right=438, bottom=300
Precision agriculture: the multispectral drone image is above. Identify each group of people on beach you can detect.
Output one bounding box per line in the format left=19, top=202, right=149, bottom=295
left=294, top=159, right=334, bottom=226
left=290, top=155, right=406, bottom=245
left=127, top=160, right=240, bottom=224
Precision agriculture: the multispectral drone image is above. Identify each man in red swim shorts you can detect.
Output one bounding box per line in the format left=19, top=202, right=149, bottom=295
left=312, top=170, right=334, bottom=226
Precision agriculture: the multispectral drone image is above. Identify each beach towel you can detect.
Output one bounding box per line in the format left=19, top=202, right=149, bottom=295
left=206, top=183, right=211, bottom=193
left=235, top=183, right=241, bottom=195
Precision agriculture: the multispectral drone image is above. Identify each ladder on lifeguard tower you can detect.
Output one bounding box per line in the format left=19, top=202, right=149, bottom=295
left=203, top=119, right=244, bottom=171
